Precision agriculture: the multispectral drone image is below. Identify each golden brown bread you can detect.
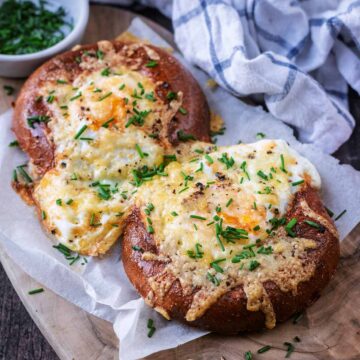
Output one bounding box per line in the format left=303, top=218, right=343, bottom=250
left=122, top=185, right=339, bottom=334
left=12, top=40, right=210, bottom=179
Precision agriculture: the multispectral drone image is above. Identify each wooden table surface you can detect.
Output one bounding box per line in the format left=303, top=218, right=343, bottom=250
left=0, top=3, right=359, bottom=360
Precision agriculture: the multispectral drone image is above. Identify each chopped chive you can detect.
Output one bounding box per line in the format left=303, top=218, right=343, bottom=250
left=70, top=92, right=82, bottom=101
left=292, top=312, right=303, bottom=324
left=147, top=225, right=154, bottom=234
left=257, top=345, right=271, bottom=354
left=66, top=199, right=73, bottom=205
left=205, top=154, right=214, bottom=164
left=285, top=218, right=297, bottom=237
left=56, top=199, right=62, bottom=206
left=135, top=144, right=148, bottom=159
left=17, top=165, right=32, bottom=183
left=28, top=288, right=44, bottom=295
left=226, top=198, right=233, bottom=207
left=101, top=67, right=111, bottom=76
left=256, top=132, right=266, bottom=139
left=74, top=125, right=87, bottom=139
left=171, top=211, right=178, bottom=216
left=41, top=210, right=46, bottom=220
left=3, top=85, right=14, bottom=95
left=178, top=187, right=189, bottom=194
left=12, top=169, right=18, bottom=182
left=132, top=245, right=143, bottom=252
left=284, top=342, right=295, bottom=358
left=195, top=162, right=204, bottom=173
left=145, top=60, right=158, bottom=68
left=280, top=154, right=287, bottom=173
left=96, top=49, right=104, bottom=59
left=119, top=83, right=125, bottom=90
left=98, top=91, right=112, bottom=101
left=294, top=336, right=301, bottom=343
left=325, top=207, right=334, bottom=217
left=179, top=107, right=188, bottom=115
left=207, top=272, right=220, bottom=286
left=292, top=179, right=304, bottom=186
left=9, top=140, right=19, bottom=147
left=166, top=91, right=177, bottom=101
left=177, top=130, right=196, bottom=142
left=244, top=351, right=253, bottom=360
left=56, top=79, right=67, bottom=84
left=253, top=201, right=257, bottom=210
left=334, top=209, right=347, bottom=221
left=253, top=225, right=260, bottom=231
left=190, top=215, right=207, bottom=220
left=210, top=258, right=226, bottom=273
left=257, top=170, right=268, bottom=181
left=304, top=220, right=321, bottom=229
left=249, top=260, right=260, bottom=271
left=101, top=117, right=115, bottom=128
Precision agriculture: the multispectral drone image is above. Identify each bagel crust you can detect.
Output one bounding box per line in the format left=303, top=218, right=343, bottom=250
left=12, top=40, right=210, bottom=255
left=122, top=140, right=339, bottom=333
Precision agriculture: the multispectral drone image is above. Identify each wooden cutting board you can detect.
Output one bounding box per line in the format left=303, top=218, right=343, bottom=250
left=1, top=5, right=360, bottom=360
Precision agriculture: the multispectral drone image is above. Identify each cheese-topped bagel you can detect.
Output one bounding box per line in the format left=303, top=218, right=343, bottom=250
left=122, top=139, right=339, bottom=333
left=12, top=40, right=210, bottom=255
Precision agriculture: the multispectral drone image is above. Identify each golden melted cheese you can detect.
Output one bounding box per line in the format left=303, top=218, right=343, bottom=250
left=134, top=140, right=323, bottom=326
left=24, top=40, right=330, bottom=327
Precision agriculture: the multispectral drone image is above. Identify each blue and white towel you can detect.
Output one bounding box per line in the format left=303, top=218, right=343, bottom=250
left=96, top=0, right=360, bottom=154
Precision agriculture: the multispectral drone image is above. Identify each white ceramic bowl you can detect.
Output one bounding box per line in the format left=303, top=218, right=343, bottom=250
left=0, top=0, right=89, bottom=78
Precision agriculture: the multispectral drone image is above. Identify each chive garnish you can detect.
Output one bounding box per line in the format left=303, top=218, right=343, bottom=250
left=27, top=115, right=50, bottom=128
left=101, top=67, right=111, bottom=76
left=244, top=351, right=253, bottom=360
left=253, top=225, right=260, bottom=231
left=147, top=225, right=154, bottom=234
left=257, top=345, right=271, bottom=354
left=41, top=210, right=46, bottom=220
left=334, top=209, right=347, bottom=221
left=9, top=140, right=19, bottom=147
left=98, top=91, right=112, bottom=101
left=178, top=187, right=189, bottom=194
left=210, top=258, right=226, bottom=273
left=204, top=154, right=214, bottom=164
left=119, top=83, right=125, bottom=90
left=207, top=272, right=220, bottom=286
left=74, top=125, right=87, bottom=139
left=325, top=207, right=334, bottom=217
left=28, top=288, right=44, bottom=295
left=226, top=198, right=233, bottom=207
left=284, top=342, right=295, bottom=358
left=190, top=215, right=207, bottom=221
left=304, top=220, right=321, bottom=229
left=257, top=170, right=268, bottom=181
left=66, top=199, right=73, bottom=205
left=57, top=79, right=67, bottom=84
left=249, top=260, right=260, bottom=271
left=166, top=91, right=177, bottom=101
left=70, top=92, right=82, bottom=101
left=96, top=50, right=104, bottom=59
left=101, top=117, right=115, bottom=128
left=285, top=218, right=297, bottom=237
left=256, top=132, right=266, bottom=139
left=147, top=318, right=156, bottom=338
left=171, top=211, right=178, bottom=216
left=280, top=154, right=287, bottom=173
left=56, top=199, right=62, bottom=206
left=16, top=165, right=32, bottom=183
left=3, top=85, right=14, bottom=95
left=240, top=161, right=250, bottom=180
left=145, top=60, right=158, bottom=67
left=12, top=169, right=18, bottom=182
left=177, top=130, right=196, bottom=142
left=179, top=107, right=188, bottom=115
left=135, top=144, right=148, bottom=159
left=292, top=179, right=304, bottom=186
left=132, top=245, right=143, bottom=252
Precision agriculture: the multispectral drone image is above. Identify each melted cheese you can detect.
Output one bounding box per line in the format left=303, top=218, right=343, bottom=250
left=25, top=41, right=331, bottom=327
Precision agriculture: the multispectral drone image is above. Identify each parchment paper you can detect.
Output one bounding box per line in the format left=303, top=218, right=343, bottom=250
left=0, top=18, right=359, bottom=360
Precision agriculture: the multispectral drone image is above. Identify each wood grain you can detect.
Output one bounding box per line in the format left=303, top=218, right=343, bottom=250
left=1, top=5, right=360, bottom=360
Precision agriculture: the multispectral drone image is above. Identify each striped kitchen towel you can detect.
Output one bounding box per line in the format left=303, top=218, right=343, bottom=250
left=96, top=0, right=360, bottom=153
